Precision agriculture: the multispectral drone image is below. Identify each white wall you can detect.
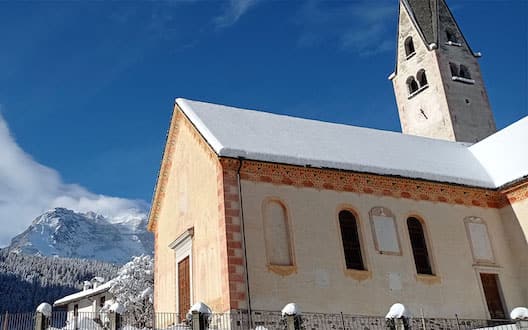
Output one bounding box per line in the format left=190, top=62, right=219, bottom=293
left=241, top=180, right=525, bottom=318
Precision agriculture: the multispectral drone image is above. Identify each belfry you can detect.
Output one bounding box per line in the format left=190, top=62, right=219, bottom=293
left=390, top=0, right=496, bottom=143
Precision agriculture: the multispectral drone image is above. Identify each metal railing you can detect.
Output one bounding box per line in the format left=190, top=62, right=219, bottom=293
left=0, top=310, right=517, bottom=330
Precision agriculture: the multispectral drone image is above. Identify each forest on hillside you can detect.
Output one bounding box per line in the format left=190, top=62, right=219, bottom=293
left=0, top=249, right=118, bottom=313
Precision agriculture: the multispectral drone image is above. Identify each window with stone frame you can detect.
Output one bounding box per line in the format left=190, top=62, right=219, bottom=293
left=404, top=37, right=415, bottom=57
left=338, top=210, right=365, bottom=270
left=407, top=217, right=433, bottom=275
left=417, top=69, right=428, bottom=87
left=407, top=76, right=419, bottom=94
left=459, top=64, right=472, bottom=79
left=446, top=29, right=458, bottom=43
left=449, top=62, right=459, bottom=77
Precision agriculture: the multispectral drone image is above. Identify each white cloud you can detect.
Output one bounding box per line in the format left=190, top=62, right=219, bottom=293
left=214, top=0, right=261, bottom=28
left=0, top=112, right=147, bottom=247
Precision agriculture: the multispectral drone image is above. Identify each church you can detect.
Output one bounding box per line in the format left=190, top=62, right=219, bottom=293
left=147, top=0, right=528, bottom=324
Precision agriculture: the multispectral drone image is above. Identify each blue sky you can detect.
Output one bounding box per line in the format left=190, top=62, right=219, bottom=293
left=0, top=0, right=526, bottom=206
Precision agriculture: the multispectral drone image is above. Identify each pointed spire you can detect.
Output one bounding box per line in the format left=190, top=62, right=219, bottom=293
left=401, top=0, right=438, bottom=45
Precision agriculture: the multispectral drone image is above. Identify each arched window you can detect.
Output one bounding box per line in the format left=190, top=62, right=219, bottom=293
left=339, top=210, right=364, bottom=270
left=449, top=62, right=459, bottom=77
left=263, top=200, right=293, bottom=266
left=446, top=29, right=458, bottom=43
left=459, top=65, right=471, bottom=79
left=417, top=70, right=428, bottom=87
left=407, top=217, right=433, bottom=275
left=404, top=37, right=415, bottom=57
left=407, top=76, right=419, bottom=94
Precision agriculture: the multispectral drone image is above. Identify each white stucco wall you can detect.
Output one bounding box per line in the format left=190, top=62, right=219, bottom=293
left=241, top=181, right=525, bottom=319
left=66, top=292, right=113, bottom=318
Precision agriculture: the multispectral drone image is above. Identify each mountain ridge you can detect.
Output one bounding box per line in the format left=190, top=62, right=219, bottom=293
left=7, top=207, right=153, bottom=264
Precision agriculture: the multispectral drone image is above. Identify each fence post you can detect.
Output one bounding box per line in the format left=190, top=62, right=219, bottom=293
left=386, top=303, right=409, bottom=330
left=108, top=312, right=117, bottom=330
left=35, top=303, right=52, bottom=330
left=188, top=302, right=211, bottom=330
left=516, top=320, right=528, bottom=330
left=284, top=315, right=294, bottom=330
left=35, top=312, right=43, bottom=330
left=394, top=318, right=408, bottom=330
left=2, top=312, right=8, bottom=330
left=281, top=303, right=301, bottom=330
left=511, top=307, right=528, bottom=330
left=191, top=311, right=202, bottom=330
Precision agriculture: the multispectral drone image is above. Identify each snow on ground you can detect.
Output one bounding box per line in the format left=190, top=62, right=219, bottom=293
left=49, top=317, right=104, bottom=330
left=475, top=326, right=517, bottom=330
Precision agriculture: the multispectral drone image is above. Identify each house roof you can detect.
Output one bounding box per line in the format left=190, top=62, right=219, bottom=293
left=54, top=282, right=112, bottom=307
left=176, top=98, right=528, bottom=189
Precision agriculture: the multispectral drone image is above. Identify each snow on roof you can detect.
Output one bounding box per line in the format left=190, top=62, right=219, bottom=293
left=469, top=117, right=528, bottom=188
left=176, top=98, right=528, bottom=189
left=54, top=281, right=112, bottom=307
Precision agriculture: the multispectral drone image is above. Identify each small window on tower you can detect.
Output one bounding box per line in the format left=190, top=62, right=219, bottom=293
left=417, top=70, right=428, bottom=87
left=446, top=29, right=458, bottom=43
left=404, top=37, right=415, bottom=58
left=449, top=62, right=459, bottom=77
left=459, top=65, right=472, bottom=79
left=407, top=76, right=419, bottom=94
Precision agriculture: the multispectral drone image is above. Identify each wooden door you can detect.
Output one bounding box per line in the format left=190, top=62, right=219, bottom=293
left=480, top=273, right=506, bottom=319
left=178, top=257, right=191, bottom=320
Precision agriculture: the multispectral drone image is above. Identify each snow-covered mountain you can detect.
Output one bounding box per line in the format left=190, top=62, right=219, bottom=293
left=7, top=208, right=153, bottom=264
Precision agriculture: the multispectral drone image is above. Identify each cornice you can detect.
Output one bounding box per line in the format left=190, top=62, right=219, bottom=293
left=147, top=109, right=182, bottom=232
left=147, top=105, right=220, bottom=232
left=500, top=180, right=528, bottom=205
left=223, top=158, right=507, bottom=208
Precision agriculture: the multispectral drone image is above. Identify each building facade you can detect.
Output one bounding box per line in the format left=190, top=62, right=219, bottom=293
left=148, top=0, right=527, bottom=323
left=53, top=279, right=113, bottom=327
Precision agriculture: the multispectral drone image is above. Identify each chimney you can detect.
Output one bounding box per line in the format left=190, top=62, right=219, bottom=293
left=83, top=281, right=92, bottom=291
left=91, top=277, right=105, bottom=289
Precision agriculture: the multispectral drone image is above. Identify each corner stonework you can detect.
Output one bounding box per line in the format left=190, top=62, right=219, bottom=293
left=218, top=158, right=248, bottom=311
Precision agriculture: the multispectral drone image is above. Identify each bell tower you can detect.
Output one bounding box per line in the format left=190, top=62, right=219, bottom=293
left=390, top=0, right=496, bottom=143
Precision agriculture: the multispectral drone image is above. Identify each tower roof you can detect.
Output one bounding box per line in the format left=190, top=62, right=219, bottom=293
left=393, top=0, right=479, bottom=77
left=403, top=0, right=438, bottom=45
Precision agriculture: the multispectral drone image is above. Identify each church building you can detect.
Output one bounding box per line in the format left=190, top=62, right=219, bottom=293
left=147, top=0, right=527, bottom=324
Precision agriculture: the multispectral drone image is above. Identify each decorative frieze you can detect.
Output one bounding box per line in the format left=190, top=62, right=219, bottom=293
left=501, top=181, right=528, bottom=205
left=219, top=158, right=508, bottom=209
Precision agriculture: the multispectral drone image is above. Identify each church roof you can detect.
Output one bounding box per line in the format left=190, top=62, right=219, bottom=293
left=176, top=98, right=528, bottom=189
